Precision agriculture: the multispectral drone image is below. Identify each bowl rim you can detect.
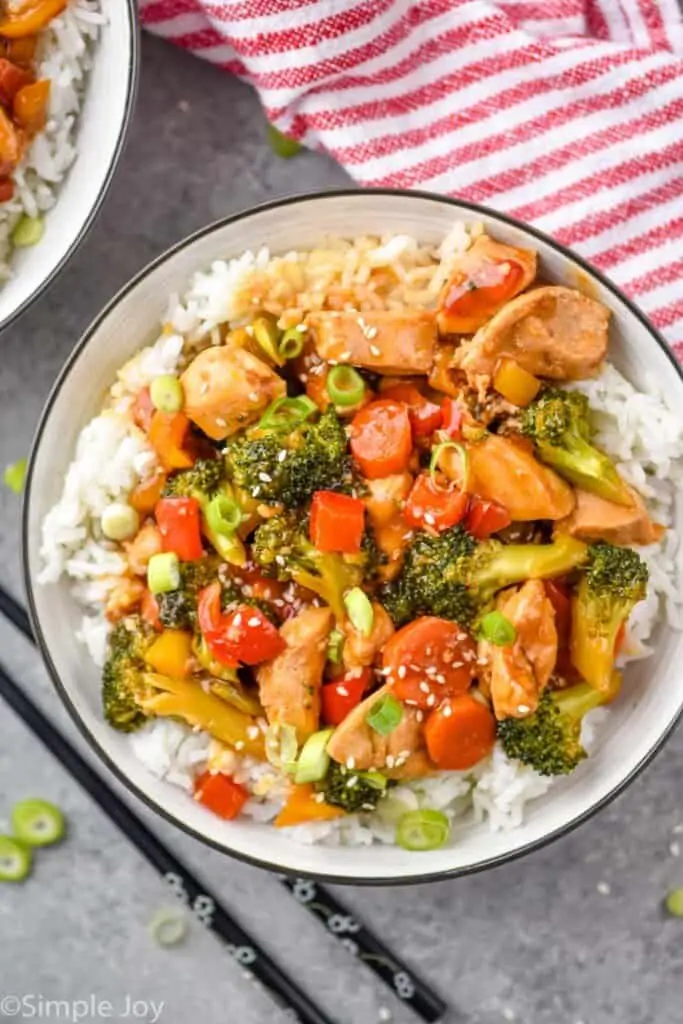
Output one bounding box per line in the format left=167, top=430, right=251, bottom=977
left=22, top=187, right=683, bottom=885
left=0, top=0, right=141, bottom=334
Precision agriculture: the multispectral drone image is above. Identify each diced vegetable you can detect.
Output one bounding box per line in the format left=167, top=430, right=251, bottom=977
left=150, top=374, right=184, bottom=414
left=147, top=552, right=181, bottom=595
left=430, top=441, right=470, bottom=493
left=310, top=490, right=365, bottom=554
left=279, top=327, right=306, bottom=361
left=130, top=471, right=166, bottom=515
left=440, top=257, right=525, bottom=333
left=275, top=784, right=345, bottom=827
left=366, top=693, right=403, bottom=736
left=383, top=616, right=476, bottom=710
left=294, top=728, right=334, bottom=784
left=0, top=57, right=29, bottom=107
left=11, top=798, right=65, bottom=847
left=267, top=123, right=302, bottom=158
left=465, top=496, right=511, bottom=539
left=326, top=365, right=366, bottom=407
left=0, top=835, right=31, bottom=882
left=404, top=472, right=468, bottom=532
left=144, top=630, right=192, bottom=678
left=13, top=78, right=50, bottom=133
left=252, top=315, right=284, bottom=365
left=197, top=582, right=286, bottom=666
left=440, top=397, right=464, bottom=439
left=344, top=587, right=374, bottom=637
left=194, top=772, right=249, bottom=820
left=382, top=383, right=443, bottom=438
left=148, top=908, right=188, bottom=947
left=5, top=35, right=38, bottom=67
left=101, top=502, right=139, bottom=542
left=325, top=628, right=345, bottom=665
left=155, top=496, right=203, bottom=561
left=258, top=395, right=318, bottom=431
left=493, top=357, right=541, bottom=407
left=0, top=1, right=67, bottom=38
left=3, top=457, right=26, bottom=494
left=148, top=411, right=193, bottom=471
left=424, top=694, right=496, bottom=770
left=11, top=214, right=43, bottom=247
left=141, top=589, right=162, bottom=631
left=321, top=667, right=371, bottom=726
left=350, top=399, right=413, bottom=479
left=478, top=610, right=516, bottom=646
left=205, top=493, right=242, bottom=539
left=396, top=809, right=450, bottom=851
left=265, top=722, right=299, bottom=771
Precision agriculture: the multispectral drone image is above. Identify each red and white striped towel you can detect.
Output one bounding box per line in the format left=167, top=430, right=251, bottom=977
left=140, top=0, right=683, bottom=360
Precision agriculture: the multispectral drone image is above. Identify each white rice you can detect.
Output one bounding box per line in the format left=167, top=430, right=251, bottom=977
left=0, top=0, right=103, bottom=279
left=39, top=226, right=683, bottom=847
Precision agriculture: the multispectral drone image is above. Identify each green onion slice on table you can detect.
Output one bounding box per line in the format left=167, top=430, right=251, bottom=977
left=11, top=798, right=65, bottom=847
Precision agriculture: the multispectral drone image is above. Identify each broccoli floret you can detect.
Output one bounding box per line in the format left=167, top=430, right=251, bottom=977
left=521, top=387, right=631, bottom=506
left=101, top=616, right=155, bottom=732
left=251, top=510, right=365, bottom=619
left=571, top=542, right=648, bottom=691
left=226, top=407, right=351, bottom=508
left=319, top=761, right=387, bottom=813
left=157, top=556, right=223, bottom=630
left=498, top=683, right=607, bottom=775
left=163, top=458, right=246, bottom=565
left=380, top=526, right=588, bottom=627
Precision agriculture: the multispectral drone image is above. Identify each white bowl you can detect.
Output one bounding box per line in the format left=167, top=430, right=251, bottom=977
left=23, top=190, right=683, bottom=884
left=0, top=2, right=138, bottom=330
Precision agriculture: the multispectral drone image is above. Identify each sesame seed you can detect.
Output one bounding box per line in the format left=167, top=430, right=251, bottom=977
left=259, top=472, right=272, bottom=483
left=435, top=673, right=446, bottom=685
left=397, top=665, right=407, bottom=679
left=385, top=755, right=395, bottom=769
left=337, top=685, right=349, bottom=697
left=233, top=614, right=243, bottom=627
left=346, top=756, right=356, bottom=770
left=247, top=616, right=261, bottom=627
left=426, top=693, right=436, bottom=707
left=249, top=391, right=259, bottom=402
left=338, top=350, right=352, bottom=361
left=277, top=449, right=288, bottom=462
left=419, top=681, right=431, bottom=694
left=423, top=513, right=436, bottom=526
left=200, top=382, right=209, bottom=395
left=314, top=793, right=325, bottom=804
left=517, top=704, right=530, bottom=714
left=347, top=776, right=359, bottom=788
left=216, top=417, right=227, bottom=427
left=425, top=645, right=433, bottom=656
left=416, top=710, right=424, bottom=722
left=235, top=741, right=245, bottom=751
left=247, top=726, right=260, bottom=740
left=365, top=326, right=379, bottom=339
left=369, top=344, right=381, bottom=356
left=442, top=704, right=452, bottom=717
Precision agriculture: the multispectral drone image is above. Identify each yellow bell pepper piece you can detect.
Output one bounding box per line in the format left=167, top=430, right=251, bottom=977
left=493, top=357, right=541, bottom=407
left=275, top=784, right=345, bottom=828
left=144, top=630, right=193, bottom=679
left=0, top=0, right=67, bottom=39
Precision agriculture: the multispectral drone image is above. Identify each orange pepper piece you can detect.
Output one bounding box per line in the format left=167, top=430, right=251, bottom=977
left=144, top=630, right=193, bottom=679
left=129, top=471, right=167, bottom=515
left=275, top=784, right=345, bottom=828
left=14, top=78, right=50, bottom=135
left=0, top=0, right=67, bottom=39
left=148, top=410, right=193, bottom=471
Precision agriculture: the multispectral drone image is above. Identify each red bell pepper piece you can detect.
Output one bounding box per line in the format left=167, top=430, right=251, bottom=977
left=194, top=772, right=249, bottom=820
left=155, top=496, right=203, bottom=562
left=465, top=496, right=512, bottom=539
left=441, top=397, right=464, bottom=440
left=197, top=583, right=286, bottom=667
left=321, top=668, right=372, bottom=726
left=404, top=473, right=468, bottom=532
left=310, top=490, right=365, bottom=554
left=382, top=384, right=443, bottom=438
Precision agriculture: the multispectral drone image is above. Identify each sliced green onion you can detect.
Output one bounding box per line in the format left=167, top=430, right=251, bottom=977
left=278, top=327, right=306, bottom=361
left=205, top=493, right=242, bottom=538
left=150, top=374, right=184, bottom=413
left=267, top=124, right=302, bottom=158
left=149, top=908, right=189, bottom=947
left=396, top=809, right=450, bottom=852
left=327, top=365, right=366, bottom=407
left=265, top=722, right=299, bottom=772
left=366, top=694, right=403, bottom=737
left=11, top=798, right=65, bottom=847
left=430, top=440, right=470, bottom=492
left=147, top=552, right=180, bottom=595
left=478, top=610, right=516, bottom=647
left=101, top=502, right=140, bottom=542
left=258, top=395, right=318, bottom=432
left=344, top=587, right=374, bottom=637
left=326, top=628, right=345, bottom=664
left=294, top=728, right=334, bottom=784
left=356, top=770, right=388, bottom=792
left=665, top=888, right=683, bottom=917
left=3, top=457, right=27, bottom=494
left=12, top=214, right=44, bottom=248
left=0, top=835, right=32, bottom=882
left=252, top=316, right=284, bottom=366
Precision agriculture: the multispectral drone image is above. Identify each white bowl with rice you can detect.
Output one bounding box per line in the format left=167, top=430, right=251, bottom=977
left=23, top=190, right=683, bottom=884
left=0, top=0, right=138, bottom=329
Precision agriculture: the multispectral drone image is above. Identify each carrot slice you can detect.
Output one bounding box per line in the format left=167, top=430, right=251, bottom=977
left=275, top=784, right=345, bottom=827
left=383, top=616, right=476, bottom=710
left=424, top=694, right=496, bottom=770
left=350, top=399, right=412, bottom=479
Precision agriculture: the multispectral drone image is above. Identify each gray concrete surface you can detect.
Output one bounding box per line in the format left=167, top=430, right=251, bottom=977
left=0, top=34, right=682, bottom=1024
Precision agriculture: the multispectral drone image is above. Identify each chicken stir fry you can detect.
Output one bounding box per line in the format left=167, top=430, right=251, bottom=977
left=98, top=226, right=654, bottom=848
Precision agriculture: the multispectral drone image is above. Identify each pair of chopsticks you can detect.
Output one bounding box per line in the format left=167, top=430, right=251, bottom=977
left=0, top=585, right=446, bottom=1024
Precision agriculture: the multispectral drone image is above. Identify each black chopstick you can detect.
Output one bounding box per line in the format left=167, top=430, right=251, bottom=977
left=0, top=584, right=446, bottom=1023
left=0, top=662, right=333, bottom=1024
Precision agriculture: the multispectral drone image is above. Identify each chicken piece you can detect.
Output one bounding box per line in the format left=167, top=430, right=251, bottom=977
left=124, top=523, right=163, bottom=576
left=105, top=577, right=145, bottom=622
left=428, top=342, right=463, bottom=397
left=440, top=433, right=575, bottom=521
left=363, top=472, right=413, bottom=581
left=558, top=485, right=665, bottom=547
left=256, top=606, right=333, bottom=742
left=437, top=235, right=537, bottom=335
left=453, top=286, right=610, bottom=383
left=306, top=309, right=436, bottom=375
left=481, top=580, right=558, bottom=720
left=326, top=683, right=433, bottom=780
left=342, top=602, right=394, bottom=670
left=181, top=344, right=286, bottom=441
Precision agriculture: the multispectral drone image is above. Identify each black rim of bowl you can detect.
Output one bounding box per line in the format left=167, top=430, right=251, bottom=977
left=22, top=188, right=683, bottom=885
left=0, top=0, right=140, bottom=333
